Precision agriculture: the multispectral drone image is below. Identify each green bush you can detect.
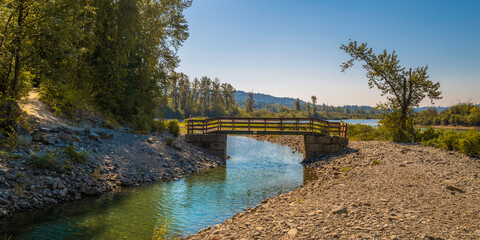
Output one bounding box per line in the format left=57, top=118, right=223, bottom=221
left=457, top=131, right=480, bottom=156
left=420, top=128, right=480, bottom=157
left=347, top=124, right=380, bottom=141
left=166, top=137, right=175, bottom=146
left=152, top=120, right=167, bottom=133
left=63, top=145, right=88, bottom=163
left=29, top=153, right=58, bottom=170
left=167, top=120, right=180, bottom=137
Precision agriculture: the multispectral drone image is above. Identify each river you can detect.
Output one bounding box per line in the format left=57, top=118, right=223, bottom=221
left=1, top=136, right=316, bottom=239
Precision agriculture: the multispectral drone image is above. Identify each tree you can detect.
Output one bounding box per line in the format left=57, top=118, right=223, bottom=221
left=340, top=40, right=442, bottom=141
left=311, top=96, right=317, bottom=117
left=294, top=98, right=301, bottom=111
left=244, top=92, right=255, bottom=113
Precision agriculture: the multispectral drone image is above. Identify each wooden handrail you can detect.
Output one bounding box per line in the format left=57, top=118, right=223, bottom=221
left=187, top=117, right=348, bottom=137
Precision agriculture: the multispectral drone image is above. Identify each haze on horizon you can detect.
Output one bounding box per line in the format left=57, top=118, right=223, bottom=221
left=176, top=0, right=480, bottom=107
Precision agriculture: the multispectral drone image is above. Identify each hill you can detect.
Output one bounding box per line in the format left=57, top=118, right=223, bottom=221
left=234, top=90, right=305, bottom=107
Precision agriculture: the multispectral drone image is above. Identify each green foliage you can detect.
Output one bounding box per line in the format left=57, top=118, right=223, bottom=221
left=420, top=129, right=480, bottom=157
left=167, top=120, right=180, bottom=137
left=415, top=103, right=480, bottom=127
left=340, top=166, right=352, bottom=173
left=29, top=153, right=58, bottom=171
left=349, top=123, right=480, bottom=157
left=341, top=40, right=441, bottom=142
left=152, top=215, right=171, bottom=240
left=1, top=0, right=192, bottom=132
left=63, top=145, right=88, bottom=163
left=152, top=120, right=168, bottom=133
left=0, top=131, right=21, bottom=151
left=244, top=92, right=255, bottom=113
left=91, top=166, right=101, bottom=181
left=347, top=124, right=383, bottom=141
left=165, top=137, right=175, bottom=146
left=372, top=160, right=382, bottom=165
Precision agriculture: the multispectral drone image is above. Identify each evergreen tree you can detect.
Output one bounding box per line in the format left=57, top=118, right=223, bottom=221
left=244, top=92, right=255, bottom=113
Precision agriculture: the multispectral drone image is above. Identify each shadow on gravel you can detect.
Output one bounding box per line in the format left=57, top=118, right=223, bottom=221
left=300, top=147, right=359, bottom=167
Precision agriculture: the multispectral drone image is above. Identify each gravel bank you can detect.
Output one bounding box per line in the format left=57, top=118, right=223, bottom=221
left=0, top=126, right=224, bottom=218
left=188, top=141, right=480, bottom=239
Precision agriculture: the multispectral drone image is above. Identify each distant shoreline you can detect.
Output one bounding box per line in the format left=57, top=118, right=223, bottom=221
left=416, top=124, right=480, bottom=131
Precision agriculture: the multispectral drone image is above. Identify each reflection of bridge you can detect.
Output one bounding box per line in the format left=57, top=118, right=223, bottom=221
left=185, top=117, right=349, bottom=159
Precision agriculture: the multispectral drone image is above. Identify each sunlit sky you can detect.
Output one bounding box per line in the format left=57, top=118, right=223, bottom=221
left=176, top=0, right=480, bottom=107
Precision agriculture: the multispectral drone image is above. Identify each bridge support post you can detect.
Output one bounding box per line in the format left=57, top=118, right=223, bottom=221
left=185, top=134, right=227, bottom=159
left=303, top=135, right=348, bottom=159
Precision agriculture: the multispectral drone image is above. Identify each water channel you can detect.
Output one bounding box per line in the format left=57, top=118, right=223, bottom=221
left=1, top=136, right=318, bottom=239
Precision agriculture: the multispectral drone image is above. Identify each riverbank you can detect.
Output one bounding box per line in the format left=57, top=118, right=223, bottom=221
left=188, top=140, right=480, bottom=239
left=0, top=92, right=224, bottom=218
left=416, top=124, right=480, bottom=131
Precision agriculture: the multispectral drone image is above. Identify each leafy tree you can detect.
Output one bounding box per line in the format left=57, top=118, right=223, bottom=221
left=244, top=92, right=255, bottom=113
left=311, top=95, right=317, bottom=117
left=340, top=40, right=442, bottom=141
left=293, top=98, right=301, bottom=111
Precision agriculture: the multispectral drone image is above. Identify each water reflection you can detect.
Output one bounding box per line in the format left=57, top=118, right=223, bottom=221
left=1, top=136, right=316, bottom=239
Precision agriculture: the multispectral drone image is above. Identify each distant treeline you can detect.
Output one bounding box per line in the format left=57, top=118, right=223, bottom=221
left=415, top=103, right=480, bottom=126
left=162, top=76, right=379, bottom=120
left=162, top=73, right=239, bottom=118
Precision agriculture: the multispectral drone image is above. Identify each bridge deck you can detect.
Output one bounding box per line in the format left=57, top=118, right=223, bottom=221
left=186, top=117, right=347, bottom=137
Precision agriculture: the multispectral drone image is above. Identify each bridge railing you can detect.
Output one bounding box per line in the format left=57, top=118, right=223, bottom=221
left=186, top=117, right=348, bottom=137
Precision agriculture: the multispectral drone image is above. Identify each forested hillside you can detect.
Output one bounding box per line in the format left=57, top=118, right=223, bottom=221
left=0, top=0, right=192, bottom=132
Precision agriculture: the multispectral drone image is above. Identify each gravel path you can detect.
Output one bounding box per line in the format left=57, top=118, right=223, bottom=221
left=188, top=141, right=480, bottom=239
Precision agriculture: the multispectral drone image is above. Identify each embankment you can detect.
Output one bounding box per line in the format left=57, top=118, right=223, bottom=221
left=0, top=126, right=224, bottom=218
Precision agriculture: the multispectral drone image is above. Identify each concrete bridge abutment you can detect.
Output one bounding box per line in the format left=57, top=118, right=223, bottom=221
left=303, top=135, right=349, bottom=159
left=185, top=134, right=227, bottom=159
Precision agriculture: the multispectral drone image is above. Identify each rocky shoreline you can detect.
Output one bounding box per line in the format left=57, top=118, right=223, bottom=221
left=187, top=140, right=480, bottom=239
left=0, top=125, right=224, bottom=218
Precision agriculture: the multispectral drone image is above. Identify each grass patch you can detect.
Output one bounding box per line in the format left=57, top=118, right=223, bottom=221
left=91, top=166, right=101, bottom=181
left=166, top=137, right=175, bottom=147
left=373, top=160, right=383, bottom=165
left=63, top=145, right=88, bottom=163
left=340, top=166, right=352, bottom=173
left=29, top=152, right=58, bottom=170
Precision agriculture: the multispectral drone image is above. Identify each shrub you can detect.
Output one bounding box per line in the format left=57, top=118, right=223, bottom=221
left=167, top=120, right=180, bottom=137
left=166, top=137, right=175, bottom=146
left=419, top=128, right=480, bottom=157
left=63, top=145, right=88, bottom=163
left=457, top=131, right=480, bottom=156
left=152, top=120, right=167, bottom=133
left=29, top=153, right=58, bottom=170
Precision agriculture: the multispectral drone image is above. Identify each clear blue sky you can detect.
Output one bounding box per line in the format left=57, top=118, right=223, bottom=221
left=176, top=0, right=480, bottom=107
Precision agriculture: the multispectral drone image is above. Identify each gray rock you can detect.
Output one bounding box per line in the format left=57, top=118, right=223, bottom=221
left=58, top=132, right=73, bottom=142
left=27, top=149, right=35, bottom=155
left=446, top=185, right=465, bottom=193
left=19, top=134, right=32, bottom=145
left=44, top=136, right=56, bottom=145
left=57, top=183, right=66, bottom=189
left=287, top=228, right=298, bottom=236
left=88, top=132, right=100, bottom=140
left=5, top=174, right=15, bottom=181
left=98, top=132, right=113, bottom=139
left=332, top=205, right=348, bottom=214
left=0, top=197, right=10, bottom=205
left=0, top=170, right=6, bottom=176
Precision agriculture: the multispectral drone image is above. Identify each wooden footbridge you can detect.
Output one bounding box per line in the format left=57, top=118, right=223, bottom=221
left=185, top=117, right=349, bottom=159
left=186, top=117, right=347, bottom=137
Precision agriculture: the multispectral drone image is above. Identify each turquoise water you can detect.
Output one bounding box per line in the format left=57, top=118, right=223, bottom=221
left=0, top=136, right=314, bottom=239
